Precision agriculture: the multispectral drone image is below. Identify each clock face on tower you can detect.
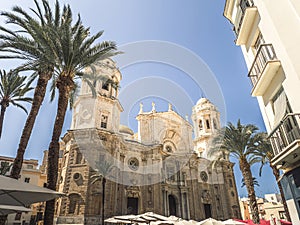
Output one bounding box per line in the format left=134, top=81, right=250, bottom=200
left=77, top=107, right=93, bottom=127
left=200, top=171, right=208, bottom=182
left=80, top=109, right=92, bottom=120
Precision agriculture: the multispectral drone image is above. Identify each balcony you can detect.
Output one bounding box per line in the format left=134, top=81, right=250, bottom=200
left=248, top=44, right=282, bottom=96
left=269, top=113, right=300, bottom=169
left=233, top=0, right=259, bottom=45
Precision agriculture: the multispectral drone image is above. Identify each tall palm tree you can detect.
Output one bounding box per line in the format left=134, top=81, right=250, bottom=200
left=256, top=133, right=291, bottom=221
left=0, top=70, right=32, bottom=138
left=91, top=160, right=114, bottom=225
left=0, top=0, right=59, bottom=179
left=209, top=120, right=262, bottom=224
left=43, top=5, right=119, bottom=224
left=0, top=70, right=32, bottom=225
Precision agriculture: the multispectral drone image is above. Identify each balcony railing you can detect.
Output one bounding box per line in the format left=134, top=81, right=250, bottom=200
left=269, top=113, right=300, bottom=156
left=248, top=44, right=278, bottom=88
left=233, top=0, right=255, bottom=36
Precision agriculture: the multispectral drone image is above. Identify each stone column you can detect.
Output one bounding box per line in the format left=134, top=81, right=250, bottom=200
left=180, top=191, right=184, bottom=218
left=162, top=190, right=165, bottom=215
left=185, top=193, right=190, bottom=220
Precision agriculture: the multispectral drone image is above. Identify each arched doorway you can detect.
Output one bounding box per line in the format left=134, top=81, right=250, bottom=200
left=68, top=193, right=83, bottom=215
left=203, top=204, right=212, bottom=218
left=168, top=195, right=177, bottom=216
left=127, top=197, right=138, bottom=215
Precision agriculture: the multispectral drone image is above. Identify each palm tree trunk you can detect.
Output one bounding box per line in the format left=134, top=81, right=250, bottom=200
left=102, top=178, right=106, bottom=225
left=10, top=72, right=52, bottom=179
left=0, top=104, right=7, bottom=139
left=270, top=164, right=291, bottom=221
left=240, top=158, right=260, bottom=224
left=44, top=78, right=73, bottom=225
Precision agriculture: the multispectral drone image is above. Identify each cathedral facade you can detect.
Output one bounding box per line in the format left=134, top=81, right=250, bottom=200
left=55, top=59, right=241, bottom=225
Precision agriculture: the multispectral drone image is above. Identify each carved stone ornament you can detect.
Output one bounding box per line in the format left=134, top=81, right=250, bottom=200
left=201, top=190, right=211, bottom=203
left=125, top=186, right=140, bottom=198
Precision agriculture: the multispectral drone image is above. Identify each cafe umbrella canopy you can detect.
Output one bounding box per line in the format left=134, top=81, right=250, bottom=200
left=105, top=212, right=199, bottom=225
left=0, top=175, right=63, bottom=206
left=0, top=205, right=31, bottom=216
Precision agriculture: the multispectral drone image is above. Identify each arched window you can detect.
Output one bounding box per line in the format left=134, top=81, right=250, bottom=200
left=199, top=119, right=203, bottom=130
left=206, top=119, right=210, bottom=129
left=101, top=115, right=108, bottom=128
left=102, top=81, right=109, bottom=90
left=68, top=194, right=83, bottom=215
left=76, top=152, right=82, bottom=164
left=229, top=179, right=233, bottom=187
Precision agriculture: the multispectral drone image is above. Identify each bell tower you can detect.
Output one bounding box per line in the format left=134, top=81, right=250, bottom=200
left=71, top=59, right=123, bottom=133
left=191, top=98, right=220, bottom=158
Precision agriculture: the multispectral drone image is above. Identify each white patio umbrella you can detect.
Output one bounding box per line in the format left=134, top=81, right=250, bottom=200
left=104, top=217, right=133, bottom=224
left=0, top=175, right=64, bottom=206
left=174, top=220, right=197, bottom=225
left=0, top=205, right=31, bottom=215
left=168, top=216, right=181, bottom=221
left=105, top=212, right=195, bottom=225
left=222, top=219, right=246, bottom=225
left=198, top=218, right=224, bottom=225
left=140, top=212, right=170, bottom=221
left=151, top=221, right=174, bottom=225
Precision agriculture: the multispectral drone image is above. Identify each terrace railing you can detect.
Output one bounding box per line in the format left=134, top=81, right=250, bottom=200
left=269, top=113, right=300, bottom=156
left=233, top=0, right=255, bottom=36
left=248, top=43, right=278, bottom=87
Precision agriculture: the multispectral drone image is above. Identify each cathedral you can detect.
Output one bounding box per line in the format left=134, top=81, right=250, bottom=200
left=55, top=59, right=241, bottom=225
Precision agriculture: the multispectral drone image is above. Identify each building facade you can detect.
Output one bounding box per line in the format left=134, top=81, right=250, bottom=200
left=240, top=194, right=286, bottom=221
left=0, top=154, right=47, bottom=225
left=223, top=0, right=300, bottom=224
left=55, top=59, right=241, bottom=225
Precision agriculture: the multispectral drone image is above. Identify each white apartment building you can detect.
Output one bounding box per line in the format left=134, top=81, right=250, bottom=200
left=223, top=1, right=300, bottom=224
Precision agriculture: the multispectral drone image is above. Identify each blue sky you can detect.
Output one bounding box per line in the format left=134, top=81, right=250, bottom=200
left=0, top=0, right=279, bottom=197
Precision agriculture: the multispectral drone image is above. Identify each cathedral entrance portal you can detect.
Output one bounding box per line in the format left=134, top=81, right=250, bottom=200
left=168, top=195, right=177, bottom=216
left=127, top=197, right=138, bottom=215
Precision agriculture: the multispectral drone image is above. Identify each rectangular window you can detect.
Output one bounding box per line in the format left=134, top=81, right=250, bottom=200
left=27, top=164, right=33, bottom=169
left=254, top=33, right=265, bottom=50
left=251, top=32, right=265, bottom=61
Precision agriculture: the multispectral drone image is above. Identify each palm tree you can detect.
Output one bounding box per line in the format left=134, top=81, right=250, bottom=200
left=43, top=5, right=119, bottom=224
left=0, top=0, right=59, bottom=179
left=91, top=160, right=114, bottom=225
left=241, top=177, right=259, bottom=188
left=0, top=70, right=32, bottom=225
left=0, top=70, right=32, bottom=138
left=209, top=120, right=262, bottom=224
left=256, top=133, right=291, bottom=221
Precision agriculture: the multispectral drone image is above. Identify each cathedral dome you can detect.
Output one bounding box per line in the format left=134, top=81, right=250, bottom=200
left=119, top=125, right=134, bottom=135
left=194, top=98, right=217, bottom=112
left=196, top=98, right=211, bottom=105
